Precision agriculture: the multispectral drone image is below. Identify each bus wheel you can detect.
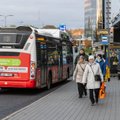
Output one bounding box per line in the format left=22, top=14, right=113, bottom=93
left=47, top=74, right=52, bottom=89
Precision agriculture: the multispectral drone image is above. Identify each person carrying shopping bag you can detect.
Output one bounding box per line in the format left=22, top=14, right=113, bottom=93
left=82, top=55, right=103, bottom=106
left=73, top=56, right=87, bottom=98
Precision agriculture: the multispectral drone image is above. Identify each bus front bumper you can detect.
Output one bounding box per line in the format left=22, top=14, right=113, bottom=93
left=0, top=80, right=36, bottom=88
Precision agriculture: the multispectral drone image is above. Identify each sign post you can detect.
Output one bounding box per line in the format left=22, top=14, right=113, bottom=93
left=59, top=24, right=66, bottom=31
left=100, top=36, right=109, bottom=58
left=101, top=36, right=108, bottom=45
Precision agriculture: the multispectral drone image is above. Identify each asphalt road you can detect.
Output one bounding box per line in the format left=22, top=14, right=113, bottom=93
left=0, top=80, right=70, bottom=119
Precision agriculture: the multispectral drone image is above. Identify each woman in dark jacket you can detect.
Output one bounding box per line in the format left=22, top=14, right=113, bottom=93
left=110, top=52, right=118, bottom=75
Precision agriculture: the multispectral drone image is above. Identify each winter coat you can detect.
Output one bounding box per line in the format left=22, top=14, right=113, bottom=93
left=73, top=62, right=87, bottom=83
left=96, top=59, right=106, bottom=76
left=82, top=62, right=103, bottom=89
left=110, top=56, right=118, bottom=67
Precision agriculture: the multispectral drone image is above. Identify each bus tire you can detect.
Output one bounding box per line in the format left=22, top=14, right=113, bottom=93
left=47, top=74, right=52, bottom=89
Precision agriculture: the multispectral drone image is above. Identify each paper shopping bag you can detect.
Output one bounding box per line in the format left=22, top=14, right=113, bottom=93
left=99, top=82, right=106, bottom=99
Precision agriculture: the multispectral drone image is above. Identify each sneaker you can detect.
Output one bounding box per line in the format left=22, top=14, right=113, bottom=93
left=91, top=102, right=95, bottom=106
left=91, top=103, right=95, bottom=106
left=95, top=103, right=98, bottom=105
left=95, top=101, right=99, bottom=105
left=79, top=96, right=82, bottom=98
left=84, top=94, right=87, bottom=97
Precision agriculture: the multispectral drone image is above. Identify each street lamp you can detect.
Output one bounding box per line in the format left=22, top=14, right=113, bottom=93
left=0, top=15, right=14, bottom=27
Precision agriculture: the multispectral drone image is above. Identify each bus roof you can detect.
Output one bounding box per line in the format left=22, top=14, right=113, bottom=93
left=0, top=26, right=33, bottom=33
left=36, top=29, right=69, bottom=39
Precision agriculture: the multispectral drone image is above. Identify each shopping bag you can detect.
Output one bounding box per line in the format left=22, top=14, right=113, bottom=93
left=99, top=82, right=106, bottom=99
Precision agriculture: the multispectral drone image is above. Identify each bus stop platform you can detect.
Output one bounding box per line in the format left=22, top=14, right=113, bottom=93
left=2, top=77, right=120, bottom=120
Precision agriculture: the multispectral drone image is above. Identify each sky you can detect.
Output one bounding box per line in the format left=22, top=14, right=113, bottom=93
left=0, top=0, right=120, bottom=29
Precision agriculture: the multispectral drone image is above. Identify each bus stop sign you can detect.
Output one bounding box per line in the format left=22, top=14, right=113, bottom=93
left=100, top=36, right=109, bottom=45
left=59, top=24, right=66, bottom=31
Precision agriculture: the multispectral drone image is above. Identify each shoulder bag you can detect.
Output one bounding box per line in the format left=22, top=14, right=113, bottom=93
left=90, top=65, right=101, bottom=82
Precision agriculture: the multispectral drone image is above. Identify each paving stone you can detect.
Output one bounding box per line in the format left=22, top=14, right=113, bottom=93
left=2, top=78, right=120, bottom=120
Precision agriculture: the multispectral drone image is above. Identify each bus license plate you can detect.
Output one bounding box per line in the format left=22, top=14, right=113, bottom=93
left=0, top=73, right=13, bottom=77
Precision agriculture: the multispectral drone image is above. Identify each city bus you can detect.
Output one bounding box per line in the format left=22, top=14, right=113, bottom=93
left=0, top=26, right=73, bottom=89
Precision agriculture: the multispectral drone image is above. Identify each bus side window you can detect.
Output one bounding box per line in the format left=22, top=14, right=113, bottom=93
left=53, top=54, right=59, bottom=65
left=48, top=55, right=54, bottom=65
left=47, top=39, right=60, bottom=66
left=62, top=45, right=67, bottom=64
left=36, top=40, right=41, bottom=67
left=66, top=43, right=73, bottom=64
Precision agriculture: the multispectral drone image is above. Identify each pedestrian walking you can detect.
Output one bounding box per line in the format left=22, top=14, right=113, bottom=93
left=110, top=52, right=118, bottom=76
left=82, top=55, right=103, bottom=106
left=96, top=54, right=106, bottom=77
left=73, top=56, right=87, bottom=98
left=74, top=48, right=88, bottom=66
left=102, top=55, right=110, bottom=82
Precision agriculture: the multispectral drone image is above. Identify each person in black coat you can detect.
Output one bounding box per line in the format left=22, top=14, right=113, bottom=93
left=75, top=48, right=88, bottom=66
left=110, top=52, right=118, bottom=75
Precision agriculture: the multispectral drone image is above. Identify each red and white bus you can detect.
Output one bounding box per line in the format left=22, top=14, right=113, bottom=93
left=0, top=26, right=73, bottom=89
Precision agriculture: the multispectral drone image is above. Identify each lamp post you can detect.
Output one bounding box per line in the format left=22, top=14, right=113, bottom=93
left=0, top=15, right=14, bottom=27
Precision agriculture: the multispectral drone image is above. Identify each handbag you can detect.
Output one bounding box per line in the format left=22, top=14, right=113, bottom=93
left=94, top=75, right=101, bottom=81
left=90, top=65, right=101, bottom=82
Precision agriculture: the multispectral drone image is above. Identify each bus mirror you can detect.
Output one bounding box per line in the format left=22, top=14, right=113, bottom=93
left=75, top=47, right=78, bottom=53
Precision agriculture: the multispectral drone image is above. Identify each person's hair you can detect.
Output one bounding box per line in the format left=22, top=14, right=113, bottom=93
left=102, top=54, right=106, bottom=59
left=97, top=54, right=102, bottom=59
left=79, top=55, right=85, bottom=60
left=89, top=53, right=92, bottom=55
left=80, top=48, right=85, bottom=52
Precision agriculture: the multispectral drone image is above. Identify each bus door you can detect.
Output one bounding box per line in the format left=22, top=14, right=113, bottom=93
left=47, top=38, right=60, bottom=82
left=62, top=41, right=68, bottom=79
left=58, top=44, right=63, bottom=80
left=36, top=35, right=47, bottom=87
left=40, top=48, right=47, bottom=86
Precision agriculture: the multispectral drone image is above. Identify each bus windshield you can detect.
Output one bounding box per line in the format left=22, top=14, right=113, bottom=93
left=0, top=33, right=30, bottom=49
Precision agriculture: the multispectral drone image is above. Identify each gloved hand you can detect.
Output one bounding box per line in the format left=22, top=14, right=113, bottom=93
left=108, top=78, right=110, bottom=82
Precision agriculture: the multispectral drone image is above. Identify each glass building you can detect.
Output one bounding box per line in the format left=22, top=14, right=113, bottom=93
left=84, top=0, right=110, bottom=42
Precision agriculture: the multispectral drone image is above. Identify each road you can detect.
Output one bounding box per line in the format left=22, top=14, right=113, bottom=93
left=0, top=80, right=70, bottom=119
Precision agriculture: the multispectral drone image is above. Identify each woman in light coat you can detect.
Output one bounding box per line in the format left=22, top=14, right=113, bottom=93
left=73, top=56, right=87, bottom=98
left=82, top=55, right=103, bottom=105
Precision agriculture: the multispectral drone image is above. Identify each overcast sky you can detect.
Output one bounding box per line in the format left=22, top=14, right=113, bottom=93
left=0, top=0, right=120, bottom=29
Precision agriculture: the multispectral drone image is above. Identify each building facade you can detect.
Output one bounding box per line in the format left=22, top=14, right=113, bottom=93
left=104, top=0, right=111, bottom=29
left=84, top=0, right=111, bottom=42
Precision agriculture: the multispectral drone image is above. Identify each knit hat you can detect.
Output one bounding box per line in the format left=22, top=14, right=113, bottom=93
left=89, top=55, right=94, bottom=60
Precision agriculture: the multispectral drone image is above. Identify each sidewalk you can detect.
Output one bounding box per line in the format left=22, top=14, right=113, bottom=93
left=2, top=77, right=120, bottom=120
